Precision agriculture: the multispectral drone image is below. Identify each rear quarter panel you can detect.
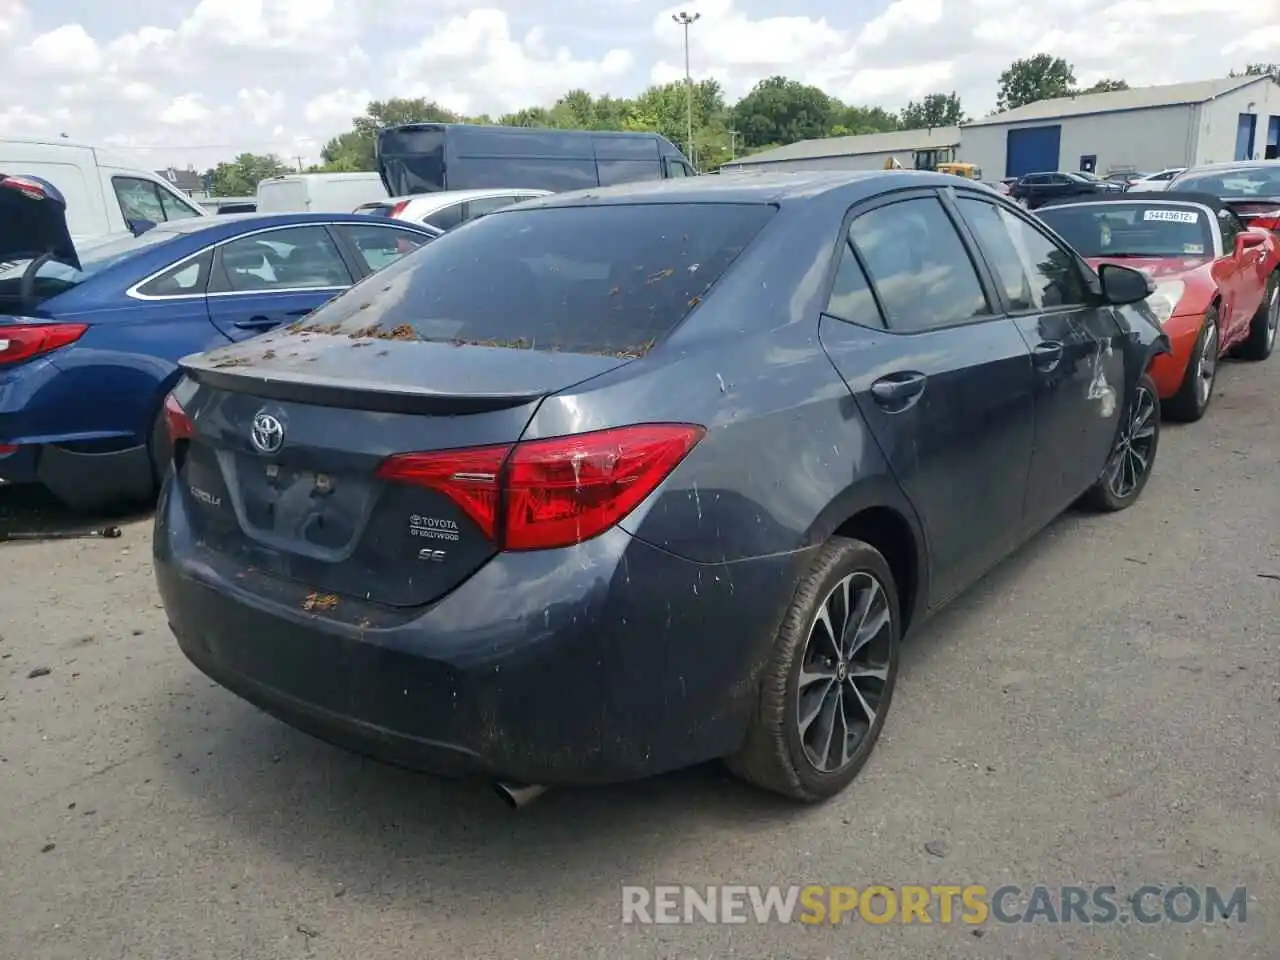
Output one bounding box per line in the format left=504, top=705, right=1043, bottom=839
left=33, top=255, right=230, bottom=444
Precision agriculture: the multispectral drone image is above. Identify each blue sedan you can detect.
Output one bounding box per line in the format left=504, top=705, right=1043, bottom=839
left=0, top=174, right=440, bottom=510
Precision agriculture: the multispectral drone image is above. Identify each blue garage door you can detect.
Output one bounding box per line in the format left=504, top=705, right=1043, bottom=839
left=1005, top=125, right=1062, bottom=177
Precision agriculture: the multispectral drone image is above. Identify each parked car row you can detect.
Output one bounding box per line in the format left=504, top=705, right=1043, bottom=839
left=6, top=162, right=1277, bottom=809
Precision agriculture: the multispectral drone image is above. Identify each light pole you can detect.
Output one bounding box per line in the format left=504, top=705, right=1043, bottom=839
left=671, top=11, right=700, bottom=166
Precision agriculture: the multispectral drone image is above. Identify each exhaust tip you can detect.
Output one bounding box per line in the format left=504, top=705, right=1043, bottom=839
left=493, top=781, right=547, bottom=809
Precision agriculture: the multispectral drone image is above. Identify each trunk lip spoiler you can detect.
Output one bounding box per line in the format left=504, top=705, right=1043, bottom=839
left=181, top=358, right=562, bottom=415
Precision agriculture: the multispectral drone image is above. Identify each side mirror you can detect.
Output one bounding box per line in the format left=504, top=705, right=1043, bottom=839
left=1235, top=232, right=1265, bottom=256
left=127, top=218, right=157, bottom=237
left=1098, top=262, right=1155, bottom=305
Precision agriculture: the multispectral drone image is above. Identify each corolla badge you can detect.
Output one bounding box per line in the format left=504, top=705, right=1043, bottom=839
left=250, top=410, right=285, bottom=454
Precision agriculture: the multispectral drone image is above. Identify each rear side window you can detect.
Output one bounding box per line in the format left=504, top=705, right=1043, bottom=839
left=296, top=203, right=776, bottom=355
left=423, top=201, right=465, bottom=231
left=849, top=197, right=990, bottom=333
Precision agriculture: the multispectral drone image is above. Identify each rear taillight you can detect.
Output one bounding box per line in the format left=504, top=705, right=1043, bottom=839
left=162, top=393, right=195, bottom=443
left=390, top=200, right=410, bottom=218
left=0, top=444, right=17, bottom=456
left=376, top=423, right=705, bottom=551
left=1233, top=204, right=1280, bottom=231
left=0, top=322, right=87, bottom=366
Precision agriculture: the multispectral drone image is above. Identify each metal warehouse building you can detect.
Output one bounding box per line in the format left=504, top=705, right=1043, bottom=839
left=719, top=125, right=962, bottom=173
left=960, top=75, right=1280, bottom=179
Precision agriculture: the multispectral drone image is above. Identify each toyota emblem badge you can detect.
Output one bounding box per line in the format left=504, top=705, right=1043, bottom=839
left=250, top=411, right=285, bottom=454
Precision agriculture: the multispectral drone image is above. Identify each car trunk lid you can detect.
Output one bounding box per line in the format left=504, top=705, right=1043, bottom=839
left=0, top=173, right=80, bottom=271
left=174, top=331, right=631, bottom=608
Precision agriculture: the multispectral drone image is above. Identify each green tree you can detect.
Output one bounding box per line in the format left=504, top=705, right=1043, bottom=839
left=1077, top=78, right=1129, bottom=94
left=1230, top=63, right=1280, bottom=79
left=731, top=76, right=834, bottom=149
left=899, top=92, right=964, bottom=128
left=827, top=103, right=901, bottom=136
left=997, top=54, right=1076, bottom=111
left=320, top=98, right=460, bottom=171
left=206, top=153, right=290, bottom=195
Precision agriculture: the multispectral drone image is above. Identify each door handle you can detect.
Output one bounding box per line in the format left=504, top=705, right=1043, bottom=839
left=1032, top=340, right=1063, bottom=370
left=870, top=372, right=927, bottom=409
left=233, top=316, right=280, bottom=330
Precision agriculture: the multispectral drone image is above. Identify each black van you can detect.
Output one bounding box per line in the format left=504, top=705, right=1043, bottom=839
left=375, top=123, right=698, bottom=196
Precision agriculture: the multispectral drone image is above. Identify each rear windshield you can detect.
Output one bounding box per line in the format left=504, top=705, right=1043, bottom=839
left=1037, top=202, right=1215, bottom=258
left=1172, top=166, right=1280, bottom=199
left=355, top=204, right=395, bottom=217
left=295, top=202, right=775, bottom=355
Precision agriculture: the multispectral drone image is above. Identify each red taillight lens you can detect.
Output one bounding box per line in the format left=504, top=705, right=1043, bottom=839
left=1234, top=205, right=1280, bottom=231
left=376, top=423, right=705, bottom=551
left=390, top=200, right=410, bottom=218
left=0, top=322, right=87, bottom=366
left=162, top=393, right=195, bottom=443
left=376, top=443, right=507, bottom=540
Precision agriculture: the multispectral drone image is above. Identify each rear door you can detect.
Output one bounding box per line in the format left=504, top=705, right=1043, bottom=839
left=205, top=224, right=355, bottom=340
left=819, top=189, right=1036, bottom=606
left=951, top=192, right=1126, bottom=527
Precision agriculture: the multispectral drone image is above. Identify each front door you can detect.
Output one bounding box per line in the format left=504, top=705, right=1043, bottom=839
left=951, top=194, right=1126, bottom=528
left=819, top=191, right=1036, bottom=606
left=205, top=224, right=354, bottom=341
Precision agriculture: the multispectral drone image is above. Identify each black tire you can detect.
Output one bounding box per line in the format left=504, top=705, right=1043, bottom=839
left=1082, top=373, right=1160, bottom=512
left=726, top=537, right=900, bottom=802
left=1163, top=308, right=1218, bottom=422
left=1236, top=271, right=1279, bottom=362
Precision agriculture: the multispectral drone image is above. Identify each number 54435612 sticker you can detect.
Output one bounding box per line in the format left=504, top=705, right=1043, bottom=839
left=1144, top=208, right=1198, bottom=223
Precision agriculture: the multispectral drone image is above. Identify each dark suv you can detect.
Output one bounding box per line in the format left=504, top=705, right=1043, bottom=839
left=1009, top=171, right=1117, bottom=209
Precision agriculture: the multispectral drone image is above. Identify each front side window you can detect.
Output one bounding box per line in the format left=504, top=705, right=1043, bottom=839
left=976, top=203, right=1089, bottom=308
left=217, top=226, right=350, bottom=292
left=114, top=177, right=167, bottom=223
left=158, top=188, right=202, bottom=220
left=848, top=196, right=990, bottom=333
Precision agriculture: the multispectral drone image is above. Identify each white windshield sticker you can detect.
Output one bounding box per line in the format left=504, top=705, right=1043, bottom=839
left=1183, top=243, right=1204, bottom=254
left=1144, top=209, right=1198, bottom=223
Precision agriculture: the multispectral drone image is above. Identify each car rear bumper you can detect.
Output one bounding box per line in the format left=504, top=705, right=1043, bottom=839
left=154, top=480, right=810, bottom=785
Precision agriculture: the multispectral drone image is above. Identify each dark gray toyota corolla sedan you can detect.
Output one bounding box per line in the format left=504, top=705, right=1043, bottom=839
left=154, top=171, right=1169, bottom=805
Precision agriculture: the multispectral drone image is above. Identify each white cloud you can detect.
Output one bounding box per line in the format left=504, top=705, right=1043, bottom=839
left=0, top=0, right=1274, bottom=170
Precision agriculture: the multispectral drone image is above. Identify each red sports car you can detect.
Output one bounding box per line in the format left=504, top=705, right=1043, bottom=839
left=1036, top=191, right=1280, bottom=421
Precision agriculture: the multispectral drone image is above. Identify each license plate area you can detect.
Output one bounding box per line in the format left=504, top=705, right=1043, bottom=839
left=236, top=455, right=367, bottom=552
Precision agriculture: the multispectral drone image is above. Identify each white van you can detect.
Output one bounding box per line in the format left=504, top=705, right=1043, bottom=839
left=0, top=136, right=209, bottom=243
left=255, top=172, right=388, bottom=214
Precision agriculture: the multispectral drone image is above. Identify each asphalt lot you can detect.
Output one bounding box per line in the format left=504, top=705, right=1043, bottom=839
left=2, top=359, right=1277, bottom=960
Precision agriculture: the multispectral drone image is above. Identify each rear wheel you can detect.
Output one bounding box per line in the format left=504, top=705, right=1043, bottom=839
left=1163, top=308, right=1218, bottom=422
left=1236, top=272, right=1279, bottom=362
left=1082, top=373, right=1160, bottom=512
left=726, top=537, right=899, bottom=802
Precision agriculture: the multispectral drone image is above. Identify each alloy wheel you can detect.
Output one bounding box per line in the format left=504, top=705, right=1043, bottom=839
left=1196, top=323, right=1218, bottom=409
left=795, top=571, right=893, bottom=773
left=1106, top=384, right=1157, bottom=499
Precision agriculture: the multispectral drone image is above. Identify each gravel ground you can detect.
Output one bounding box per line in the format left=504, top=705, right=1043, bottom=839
left=1, top=359, right=1277, bottom=960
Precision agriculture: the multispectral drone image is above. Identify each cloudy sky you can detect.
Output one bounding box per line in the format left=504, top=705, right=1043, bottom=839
left=1, top=0, right=1277, bottom=171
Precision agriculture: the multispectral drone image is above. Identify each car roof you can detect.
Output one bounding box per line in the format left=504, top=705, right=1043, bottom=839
left=1038, top=191, right=1229, bottom=214
left=146, top=212, right=433, bottom=236
left=1179, top=160, right=1279, bottom=175
left=513, top=169, right=972, bottom=209
left=373, top=188, right=554, bottom=208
